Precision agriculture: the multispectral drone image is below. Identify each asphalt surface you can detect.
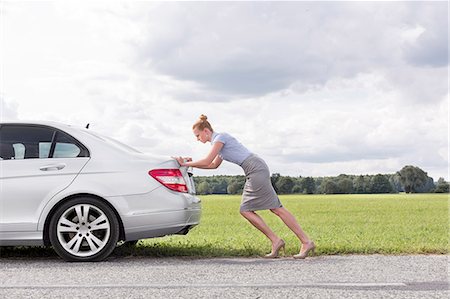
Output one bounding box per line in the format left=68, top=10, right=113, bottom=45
left=0, top=255, right=448, bottom=298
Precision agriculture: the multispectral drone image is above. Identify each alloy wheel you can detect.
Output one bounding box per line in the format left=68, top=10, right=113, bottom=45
left=56, top=204, right=111, bottom=257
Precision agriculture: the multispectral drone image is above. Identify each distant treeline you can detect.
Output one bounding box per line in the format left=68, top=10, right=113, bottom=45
left=193, top=165, right=449, bottom=195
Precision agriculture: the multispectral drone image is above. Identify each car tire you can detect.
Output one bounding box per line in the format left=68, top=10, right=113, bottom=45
left=49, top=197, right=120, bottom=262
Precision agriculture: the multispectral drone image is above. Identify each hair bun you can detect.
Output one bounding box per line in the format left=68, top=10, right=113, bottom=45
left=193, top=114, right=213, bottom=131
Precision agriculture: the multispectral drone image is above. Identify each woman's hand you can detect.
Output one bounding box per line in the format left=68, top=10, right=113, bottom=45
left=172, top=156, right=184, bottom=166
left=172, top=156, right=192, bottom=166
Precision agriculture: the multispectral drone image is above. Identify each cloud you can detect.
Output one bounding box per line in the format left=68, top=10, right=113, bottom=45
left=131, top=2, right=448, bottom=101
left=222, top=72, right=448, bottom=180
left=0, top=97, right=19, bottom=121
left=402, top=2, right=449, bottom=67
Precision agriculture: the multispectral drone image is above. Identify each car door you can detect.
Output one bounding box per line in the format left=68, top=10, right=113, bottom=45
left=0, top=124, right=90, bottom=233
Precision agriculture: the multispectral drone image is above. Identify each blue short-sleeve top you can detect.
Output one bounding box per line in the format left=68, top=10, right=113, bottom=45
left=211, top=132, right=252, bottom=166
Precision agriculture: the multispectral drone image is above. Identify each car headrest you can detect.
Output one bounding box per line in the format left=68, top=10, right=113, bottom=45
left=0, top=143, right=15, bottom=160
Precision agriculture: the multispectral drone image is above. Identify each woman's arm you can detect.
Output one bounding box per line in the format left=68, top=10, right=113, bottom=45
left=197, top=155, right=223, bottom=169
left=175, top=142, right=224, bottom=168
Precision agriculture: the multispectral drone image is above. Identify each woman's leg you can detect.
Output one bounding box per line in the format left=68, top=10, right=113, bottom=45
left=270, top=207, right=312, bottom=244
left=240, top=211, right=282, bottom=245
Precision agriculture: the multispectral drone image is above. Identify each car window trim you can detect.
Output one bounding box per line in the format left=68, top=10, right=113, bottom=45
left=48, top=130, right=57, bottom=158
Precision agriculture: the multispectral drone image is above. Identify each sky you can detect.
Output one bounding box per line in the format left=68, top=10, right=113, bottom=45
left=0, top=1, right=448, bottom=181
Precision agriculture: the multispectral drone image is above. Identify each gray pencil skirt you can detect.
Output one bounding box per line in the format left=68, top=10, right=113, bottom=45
left=240, top=154, right=283, bottom=212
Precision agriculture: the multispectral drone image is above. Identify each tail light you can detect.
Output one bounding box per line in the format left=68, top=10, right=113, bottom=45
left=149, top=169, right=188, bottom=193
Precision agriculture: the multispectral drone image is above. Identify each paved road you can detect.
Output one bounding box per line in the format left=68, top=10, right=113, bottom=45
left=0, top=255, right=448, bottom=298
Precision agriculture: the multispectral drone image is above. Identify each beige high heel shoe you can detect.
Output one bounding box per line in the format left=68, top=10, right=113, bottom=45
left=293, top=241, right=316, bottom=259
left=264, top=239, right=285, bottom=258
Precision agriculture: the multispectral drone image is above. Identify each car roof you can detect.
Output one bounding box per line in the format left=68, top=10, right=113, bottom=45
left=0, top=120, right=86, bottom=131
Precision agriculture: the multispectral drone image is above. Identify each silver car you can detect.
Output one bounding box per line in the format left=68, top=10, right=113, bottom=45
left=0, top=121, right=201, bottom=261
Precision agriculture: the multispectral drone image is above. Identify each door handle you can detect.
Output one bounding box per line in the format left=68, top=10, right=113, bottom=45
left=39, top=163, right=66, bottom=171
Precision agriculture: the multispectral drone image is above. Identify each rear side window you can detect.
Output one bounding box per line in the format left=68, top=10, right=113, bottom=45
left=53, top=131, right=82, bottom=158
left=0, top=126, right=54, bottom=159
left=0, top=125, right=89, bottom=160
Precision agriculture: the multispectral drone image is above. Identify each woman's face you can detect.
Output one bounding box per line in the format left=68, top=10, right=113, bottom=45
left=193, top=128, right=210, bottom=144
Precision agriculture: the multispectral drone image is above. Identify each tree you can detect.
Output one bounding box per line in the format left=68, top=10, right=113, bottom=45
left=435, top=178, right=449, bottom=193
left=353, top=175, right=367, bottom=194
left=271, top=173, right=281, bottom=193
left=389, top=173, right=403, bottom=193
left=415, top=177, right=435, bottom=193
left=300, top=177, right=316, bottom=194
left=227, top=180, right=242, bottom=194
left=397, top=165, right=429, bottom=193
left=322, top=179, right=339, bottom=194
left=276, top=176, right=294, bottom=194
left=212, top=178, right=228, bottom=194
left=315, top=177, right=325, bottom=194
left=196, top=181, right=212, bottom=195
left=338, top=178, right=354, bottom=194
left=292, top=185, right=303, bottom=194
left=369, top=174, right=395, bottom=194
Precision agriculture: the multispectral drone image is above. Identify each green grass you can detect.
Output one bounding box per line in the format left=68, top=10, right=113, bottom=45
left=129, top=193, right=449, bottom=257
left=1, top=194, right=448, bottom=258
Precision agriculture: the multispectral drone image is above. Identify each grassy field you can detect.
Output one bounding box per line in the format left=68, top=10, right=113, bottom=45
left=1, top=193, right=448, bottom=258
left=129, top=193, right=449, bottom=257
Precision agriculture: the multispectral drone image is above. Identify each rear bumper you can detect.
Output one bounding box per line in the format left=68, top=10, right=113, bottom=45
left=111, top=190, right=202, bottom=241
left=122, top=207, right=201, bottom=241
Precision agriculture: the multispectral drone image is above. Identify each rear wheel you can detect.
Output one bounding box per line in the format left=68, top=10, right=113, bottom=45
left=49, top=197, right=119, bottom=262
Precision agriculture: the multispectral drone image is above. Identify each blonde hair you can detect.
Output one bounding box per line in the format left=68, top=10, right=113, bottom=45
left=192, top=114, right=214, bottom=132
